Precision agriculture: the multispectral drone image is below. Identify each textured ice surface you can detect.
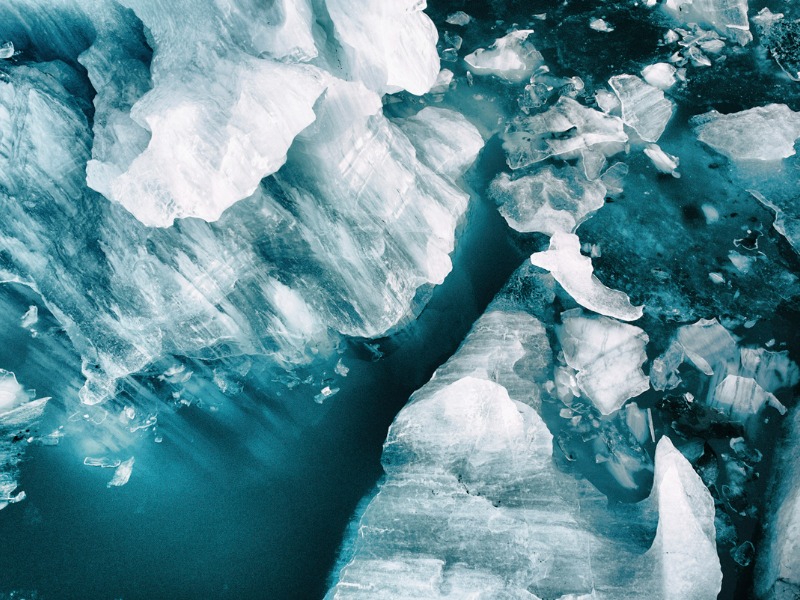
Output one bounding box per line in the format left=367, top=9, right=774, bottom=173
left=503, top=97, right=628, bottom=172
left=609, top=75, right=674, bottom=143
left=641, top=63, right=677, bottom=90
left=490, top=165, right=606, bottom=235
left=0, top=50, right=482, bottom=405
left=644, top=144, right=680, bottom=176
left=651, top=319, right=798, bottom=421
left=530, top=232, right=644, bottom=321
left=663, top=0, right=752, bottom=45
left=464, top=30, right=543, bottom=82
left=328, top=268, right=720, bottom=599
left=558, top=309, right=650, bottom=415
left=0, top=370, right=48, bottom=510
left=756, top=406, right=800, bottom=600
left=693, top=104, right=800, bottom=162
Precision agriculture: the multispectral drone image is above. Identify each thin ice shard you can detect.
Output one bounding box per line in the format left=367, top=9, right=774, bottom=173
left=530, top=232, right=644, bottom=321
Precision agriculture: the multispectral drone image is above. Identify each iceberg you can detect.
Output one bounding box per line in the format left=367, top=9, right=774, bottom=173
left=693, top=104, right=800, bottom=162
left=489, top=165, right=606, bottom=235
left=328, top=265, right=720, bottom=599
left=609, top=75, right=674, bottom=143
left=558, top=309, right=650, bottom=415
left=530, top=232, right=644, bottom=321
left=464, top=30, right=543, bottom=82
left=0, top=32, right=483, bottom=405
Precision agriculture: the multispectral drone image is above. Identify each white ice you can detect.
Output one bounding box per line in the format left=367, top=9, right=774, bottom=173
left=558, top=309, right=650, bottom=415
left=694, top=104, right=800, bottom=162
left=464, top=30, right=543, bottom=82
left=530, top=232, right=644, bottom=321
left=609, top=75, right=674, bottom=143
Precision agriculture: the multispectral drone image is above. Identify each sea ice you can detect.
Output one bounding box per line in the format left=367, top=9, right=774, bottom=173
left=644, top=144, right=680, bottom=176
left=558, top=309, right=650, bottom=415
left=464, top=30, right=543, bottom=82
left=490, top=165, right=606, bottom=235
left=609, top=75, right=674, bottom=143
left=663, top=0, right=752, bottom=45
left=693, top=104, right=800, bottom=162
left=530, top=232, right=644, bottom=321
left=641, top=63, right=677, bottom=90
left=503, top=97, right=628, bottom=171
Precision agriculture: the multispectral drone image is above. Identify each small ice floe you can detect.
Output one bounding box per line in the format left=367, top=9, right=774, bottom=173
left=20, top=306, right=38, bottom=328
left=641, top=63, right=677, bottom=90
left=590, top=18, right=615, bottom=33
left=0, top=41, right=13, bottom=60
left=644, top=144, right=680, bottom=177
left=445, top=11, right=472, bottom=26
left=107, top=457, right=135, bottom=488
left=609, top=74, right=674, bottom=143
left=464, top=30, right=543, bottom=82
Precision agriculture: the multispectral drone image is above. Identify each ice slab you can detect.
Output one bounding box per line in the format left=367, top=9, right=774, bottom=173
left=558, top=309, right=650, bottom=415
left=503, top=97, right=627, bottom=171
left=530, top=232, right=644, bottom=321
left=609, top=75, right=674, bottom=143
left=464, top=30, right=543, bottom=82
left=0, top=62, right=482, bottom=405
left=644, top=144, right=680, bottom=176
left=490, top=165, right=606, bottom=235
left=693, top=104, right=800, bottom=162
left=663, top=0, right=752, bottom=45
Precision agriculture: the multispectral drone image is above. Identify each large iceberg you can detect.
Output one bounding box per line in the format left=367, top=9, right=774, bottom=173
left=0, top=2, right=483, bottom=405
left=327, top=266, right=721, bottom=599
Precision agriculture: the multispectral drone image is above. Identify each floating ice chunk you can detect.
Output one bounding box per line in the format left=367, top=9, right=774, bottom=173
left=644, top=437, right=723, bottom=599
left=490, top=165, right=606, bottom=235
left=0, top=42, right=13, bottom=60
left=738, top=348, right=800, bottom=392
left=693, top=104, right=800, bottom=162
left=107, top=457, right=134, bottom=488
left=530, top=232, right=644, bottom=321
left=590, top=18, right=615, bottom=32
left=20, top=306, right=38, bottom=328
left=641, top=63, right=677, bottom=89
left=712, top=375, right=786, bottom=421
left=644, top=144, right=680, bottom=176
left=84, top=457, right=121, bottom=468
left=464, top=30, right=543, bottom=82
left=676, top=318, right=737, bottom=375
left=503, top=97, right=627, bottom=170
left=445, top=11, right=472, bottom=26
left=701, top=204, right=720, bottom=224
left=558, top=309, right=650, bottom=414
left=609, top=75, right=674, bottom=143
left=663, top=0, right=751, bottom=45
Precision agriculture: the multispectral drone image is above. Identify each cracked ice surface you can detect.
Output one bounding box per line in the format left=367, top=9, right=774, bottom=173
left=327, top=268, right=720, bottom=600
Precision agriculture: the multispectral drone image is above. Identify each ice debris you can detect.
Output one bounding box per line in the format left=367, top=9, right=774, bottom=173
left=641, top=63, right=677, bottom=90
left=1, top=370, right=48, bottom=510
left=0, top=42, right=13, bottom=60
left=693, top=104, right=800, bottom=161
left=530, top=232, right=644, bottom=321
left=107, top=457, right=134, bottom=488
left=644, top=144, right=680, bottom=177
left=558, top=309, right=650, bottom=414
left=503, top=97, right=627, bottom=171
left=609, top=75, right=674, bottom=143
left=663, top=0, right=752, bottom=46
left=590, top=18, right=615, bottom=33
left=489, top=165, right=606, bottom=235
left=464, top=30, right=543, bottom=82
